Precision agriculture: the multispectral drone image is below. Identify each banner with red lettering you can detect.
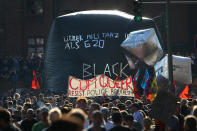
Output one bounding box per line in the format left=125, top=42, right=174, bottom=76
left=67, top=75, right=134, bottom=97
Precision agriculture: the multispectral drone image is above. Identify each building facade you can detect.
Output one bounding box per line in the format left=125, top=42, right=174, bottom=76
left=0, top=0, right=196, bottom=57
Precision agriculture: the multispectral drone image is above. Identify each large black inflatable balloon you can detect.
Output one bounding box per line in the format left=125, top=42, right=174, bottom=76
left=44, top=10, right=163, bottom=92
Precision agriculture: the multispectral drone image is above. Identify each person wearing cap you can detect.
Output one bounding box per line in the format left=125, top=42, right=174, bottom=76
left=130, top=103, right=144, bottom=125
left=32, top=107, right=49, bottom=131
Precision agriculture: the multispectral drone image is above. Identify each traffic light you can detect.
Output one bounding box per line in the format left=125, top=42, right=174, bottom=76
left=133, top=0, right=142, bottom=22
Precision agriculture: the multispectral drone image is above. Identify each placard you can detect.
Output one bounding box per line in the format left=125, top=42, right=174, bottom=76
left=154, top=54, right=192, bottom=84
left=67, top=75, right=134, bottom=97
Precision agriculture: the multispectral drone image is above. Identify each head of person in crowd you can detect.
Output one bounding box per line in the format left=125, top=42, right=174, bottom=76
left=25, top=98, right=31, bottom=104
left=181, top=99, right=188, bottom=106
left=68, top=103, right=73, bottom=108
left=16, top=105, right=22, bottom=111
left=48, top=107, right=62, bottom=124
left=138, top=101, right=143, bottom=110
left=39, top=93, right=44, bottom=101
left=108, top=102, right=114, bottom=108
left=31, top=96, right=37, bottom=104
left=101, top=107, right=109, bottom=121
left=184, top=115, right=197, bottom=131
left=111, top=111, right=122, bottom=126
left=120, top=110, right=128, bottom=125
left=130, top=103, right=139, bottom=114
left=0, top=108, right=11, bottom=129
left=23, top=102, right=32, bottom=111
left=45, top=103, right=52, bottom=110
left=26, top=108, right=34, bottom=120
left=110, top=107, right=120, bottom=116
left=64, top=100, right=69, bottom=106
left=13, top=110, right=21, bottom=122
left=76, top=97, right=88, bottom=112
left=46, top=119, right=81, bottom=131
left=7, top=101, right=13, bottom=109
left=142, top=117, right=153, bottom=131
left=88, top=99, right=93, bottom=107
left=117, top=103, right=126, bottom=111
left=188, top=101, right=192, bottom=109
left=7, top=97, right=12, bottom=102
left=125, top=114, right=142, bottom=131
left=125, top=114, right=133, bottom=128
left=91, top=110, right=104, bottom=129
left=175, top=101, right=181, bottom=116
left=39, top=107, right=49, bottom=125
left=192, top=99, right=197, bottom=106
left=13, top=93, right=20, bottom=100
left=16, top=99, right=22, bottom=106
left=88, top=103, right=100, bottom=120
left=66, top=108, right=87, bottom=128
left=125, top=100, right=132, bottom=108
left=192, top=105, right=197, bottom=118
left=181, top=103, right=190, bottom=116
left=61, top=106, right=72, bottom=114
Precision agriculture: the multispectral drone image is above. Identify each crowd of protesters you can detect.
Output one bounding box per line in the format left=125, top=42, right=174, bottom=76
left=1, top=52, right=197, bottom=90
left=0, top=90, right=197, bottom=131
left=0, top=55, right=43, bottom=89
left=0, top=52, right=197, bottom=131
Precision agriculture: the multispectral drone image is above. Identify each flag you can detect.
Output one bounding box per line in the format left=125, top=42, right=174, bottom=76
left=147, top=76, right=158, bottom=101
left=132, top=69, right=140, bottom=99
left=133, top=69, right=140, bottom=81
left=179, top=85, right=190, bottom=99
left=141, top=69, right=149, bottom=89
left=144, top=76, right=151, bottom=97
left=32, top=71, right=39, bottom=90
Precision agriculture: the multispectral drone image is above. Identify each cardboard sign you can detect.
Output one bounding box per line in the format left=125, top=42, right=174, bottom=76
left=67, top=75, right=134, bottom=97
left=155, top=54, right=192, bottom=84
left=121, top=28, right=163, bottom=67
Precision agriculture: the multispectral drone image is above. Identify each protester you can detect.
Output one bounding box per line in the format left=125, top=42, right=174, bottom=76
left=125, top=114, right=141, bottom=131
left=101, top=107, right=114, bottom=131
left=87, top=110, right=106, bottom=131
left=130, top=103, right=144, bottom=125
left=20, top=108, right=38, bottom=131
left=142, top=117, right=154, bottom=131
left=0, top=108, right=20, bottom=131
left=32, top=107, right=49, bottom=131
left=109, top=112, right=132, bottom=131
left=66, top=108, right=87, bottom=129
left=184, top=115, right=197, bottom=131
left=47, top=107, right=62, bottom=125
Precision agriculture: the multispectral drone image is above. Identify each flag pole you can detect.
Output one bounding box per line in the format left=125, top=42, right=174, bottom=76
left=166, top=0, right=174, bottom=94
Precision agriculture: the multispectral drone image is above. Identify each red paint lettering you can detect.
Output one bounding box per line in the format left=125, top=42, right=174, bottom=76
left=126, top=77, right=133, bottom=91
left=99, top=75, right=107, bottom=88
left=107, top=78, right=115, bottom=88
left=69, top=77, right=81, bottom=90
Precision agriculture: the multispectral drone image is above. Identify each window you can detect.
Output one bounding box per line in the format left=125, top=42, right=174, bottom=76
left=28, top=38, right=35, bottom=45
left=27, top=37, right=45, bottom=58
left=36, top=38, right=44, bottom=45
left=26, top=0, right=44, bottom=16
left=28, top=48, right=36, bottom=56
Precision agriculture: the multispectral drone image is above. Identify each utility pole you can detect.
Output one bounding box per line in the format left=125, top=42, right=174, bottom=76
left=165, top=0, right=174, bottom=93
